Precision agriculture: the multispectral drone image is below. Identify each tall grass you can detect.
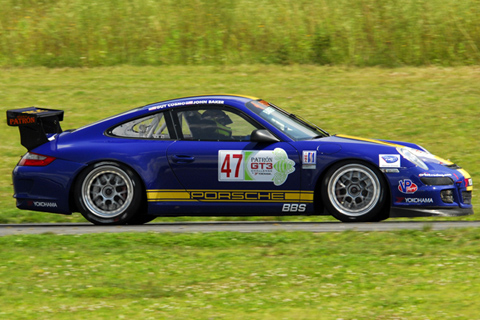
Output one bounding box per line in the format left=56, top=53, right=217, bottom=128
left=0, top=0, right=479, bottom=67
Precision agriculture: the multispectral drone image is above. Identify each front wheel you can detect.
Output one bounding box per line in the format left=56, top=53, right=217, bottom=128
left=74, top=162, right=144, bottom=225
left=321, top=162, right=387, bottom=222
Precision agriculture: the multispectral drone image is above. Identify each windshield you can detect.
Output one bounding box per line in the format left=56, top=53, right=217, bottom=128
left=246, top=100, right=328, bottom=141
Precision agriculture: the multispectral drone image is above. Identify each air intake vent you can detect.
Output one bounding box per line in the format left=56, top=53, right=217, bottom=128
left=462, top=191, right=472, bottom=205
left=420, top=177, right=454, bottom=186
left=444, top=163, right=461, bottom=170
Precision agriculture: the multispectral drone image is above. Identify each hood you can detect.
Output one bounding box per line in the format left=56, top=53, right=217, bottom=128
left=335, top=134, right=454, bottom=165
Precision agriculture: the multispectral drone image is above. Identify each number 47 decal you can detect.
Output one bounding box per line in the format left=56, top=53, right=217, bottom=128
left=220, top=153, right=244, bottom=179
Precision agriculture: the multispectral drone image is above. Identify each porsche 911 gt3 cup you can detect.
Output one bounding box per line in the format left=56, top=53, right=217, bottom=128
left=6, top=95, right=473, bottom=225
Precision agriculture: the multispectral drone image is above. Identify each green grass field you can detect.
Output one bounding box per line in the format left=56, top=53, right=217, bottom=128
left=0, top=65, right=478, bottom=223
left=1, top=229, right=480, bottom=319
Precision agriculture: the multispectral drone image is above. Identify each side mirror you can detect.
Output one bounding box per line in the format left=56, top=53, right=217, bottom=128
left=250, top=129, right=280, bottom=143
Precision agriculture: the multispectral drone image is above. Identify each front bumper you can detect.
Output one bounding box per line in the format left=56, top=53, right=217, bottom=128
left=390, top=206, right=473, bottom=218
left=385, top=162, right=473, bottom=218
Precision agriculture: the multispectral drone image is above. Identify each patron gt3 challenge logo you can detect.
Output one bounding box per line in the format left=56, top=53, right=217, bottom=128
left=218, top=148, right=295, bottom=186
left=398, top=179, right=418, bottom=194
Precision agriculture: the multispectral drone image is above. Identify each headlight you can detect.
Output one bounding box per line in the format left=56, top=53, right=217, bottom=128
left=397, top=147, right=429, bottom=170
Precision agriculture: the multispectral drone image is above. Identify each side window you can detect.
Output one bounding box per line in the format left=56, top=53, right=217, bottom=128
left=175, top=107, right=259, bottom=141
left=111, top=113, right=170, bottom=139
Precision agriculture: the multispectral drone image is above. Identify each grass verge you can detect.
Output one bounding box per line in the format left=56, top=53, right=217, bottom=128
left=1, top=229, right=480, bottom=319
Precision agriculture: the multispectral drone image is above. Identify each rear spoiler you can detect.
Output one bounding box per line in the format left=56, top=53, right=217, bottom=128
left=6, top=107, right=64, bottom=151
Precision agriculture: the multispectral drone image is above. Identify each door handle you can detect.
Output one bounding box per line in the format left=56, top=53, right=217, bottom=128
left=172, top=155, right=195, bottom=163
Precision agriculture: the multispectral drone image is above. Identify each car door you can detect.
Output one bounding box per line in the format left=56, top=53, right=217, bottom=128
left=165, top=106, right=305, bottom=215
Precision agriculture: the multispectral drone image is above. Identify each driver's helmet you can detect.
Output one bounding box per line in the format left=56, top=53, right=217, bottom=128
left=202, top=110, right=233, bottom=126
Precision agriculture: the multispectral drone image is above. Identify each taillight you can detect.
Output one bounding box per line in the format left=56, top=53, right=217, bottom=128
left=18, top=152, right=56, bottom=166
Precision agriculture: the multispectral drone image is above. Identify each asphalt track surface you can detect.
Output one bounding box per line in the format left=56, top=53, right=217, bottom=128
left=1, top=220, right=480, bottom=236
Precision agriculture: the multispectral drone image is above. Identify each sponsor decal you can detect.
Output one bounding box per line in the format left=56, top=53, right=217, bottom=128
left=8, top=115, right=36, bottom=126
left=398, top=179, right=418, bottom=194
left=28, top=201, right=58, bottom=208
left=381, top=168, right=400, bottom=173
left=419, top=172, right=452, bottom=177
left=302, top=151, right=316, bottom=169
left=191, top=191, right=286, bottom=201
left=218, top=148, right=295, bottom=186
left=379, top=154, right=400, bottom=168
left=148, top=105, right=168, bottom=111
left=149, top=99, right=225, bottom=111
left=282, top=203, right=307, bottom=212
left=303, top=151, right=316, bottom=164
left=396, top=197, right=434, bottom=204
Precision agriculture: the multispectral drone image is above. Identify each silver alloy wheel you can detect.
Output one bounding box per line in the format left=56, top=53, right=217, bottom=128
left=81, top=165, right=134, bottom=219
left=327, top=164, right=381, bottom=217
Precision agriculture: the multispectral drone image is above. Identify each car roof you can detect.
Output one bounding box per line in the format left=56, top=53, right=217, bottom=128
left=141, top=94, right=258, bottom=112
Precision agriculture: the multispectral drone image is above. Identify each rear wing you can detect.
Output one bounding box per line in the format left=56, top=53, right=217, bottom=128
left=6, top=107, right=64, bottom=151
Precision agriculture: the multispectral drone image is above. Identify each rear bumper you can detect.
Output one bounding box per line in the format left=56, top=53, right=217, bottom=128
left=12, top=159, right=86, bottom=215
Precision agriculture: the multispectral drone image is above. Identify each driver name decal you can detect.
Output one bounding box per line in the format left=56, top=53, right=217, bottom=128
left=218, top=148, right=295, bottom=186
left=148, top=100, right=225, bottom=111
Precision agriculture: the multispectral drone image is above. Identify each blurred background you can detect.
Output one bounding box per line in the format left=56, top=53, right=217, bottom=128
left=1, top=0, right=479, bottom=67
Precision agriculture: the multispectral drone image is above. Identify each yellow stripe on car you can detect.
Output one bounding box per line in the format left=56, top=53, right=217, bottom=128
left=147, top=189, right=314, bottom=202
left=336, top=134, right=405, bottom=148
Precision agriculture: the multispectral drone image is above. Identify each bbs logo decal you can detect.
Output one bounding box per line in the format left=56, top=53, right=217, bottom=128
left=398, top=179, right=418, bottom=194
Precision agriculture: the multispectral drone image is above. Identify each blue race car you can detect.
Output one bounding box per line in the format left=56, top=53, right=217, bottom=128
left=7, top=95, right=473, bottom=225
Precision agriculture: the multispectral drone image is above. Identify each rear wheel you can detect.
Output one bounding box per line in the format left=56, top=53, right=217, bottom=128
left=74, top=162, right=144, bottom=225
left=321, top=162, right=387, bottom=222
left=126, top=207, right=157, bottom=225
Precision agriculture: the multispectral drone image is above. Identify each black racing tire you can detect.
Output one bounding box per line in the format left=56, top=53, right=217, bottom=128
left=124, top=194, right=156, bottom=225
left=321, top=161, right=387, bottom=222
left=74, top=162, right=144, bottom=225
left=126, top=209, right=157, bottom=225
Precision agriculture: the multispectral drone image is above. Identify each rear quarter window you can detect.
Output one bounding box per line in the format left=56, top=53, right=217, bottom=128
left=110, top=113, right=170, bottom=139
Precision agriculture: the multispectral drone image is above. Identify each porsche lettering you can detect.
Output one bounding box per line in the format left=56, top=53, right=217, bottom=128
left=190, top=191, right=286, bottom=201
